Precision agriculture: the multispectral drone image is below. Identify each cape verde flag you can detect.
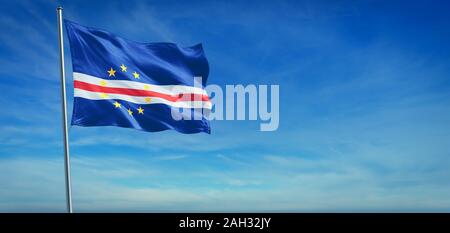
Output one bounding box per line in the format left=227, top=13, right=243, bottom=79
left=65, top=20, right=211, bottom=134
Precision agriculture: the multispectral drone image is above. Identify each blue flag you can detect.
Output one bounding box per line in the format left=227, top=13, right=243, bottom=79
left=65, top=20, right=211, bottom=134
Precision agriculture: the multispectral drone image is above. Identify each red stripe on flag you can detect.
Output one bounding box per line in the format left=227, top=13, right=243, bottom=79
left=74, top=80, right=210, bottom=102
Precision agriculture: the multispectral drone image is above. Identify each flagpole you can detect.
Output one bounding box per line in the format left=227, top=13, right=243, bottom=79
left=57, top=6, right=73, bottom=213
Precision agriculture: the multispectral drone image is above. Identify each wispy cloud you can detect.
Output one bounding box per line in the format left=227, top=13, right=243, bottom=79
left=2, top=152, right=450, bottom=212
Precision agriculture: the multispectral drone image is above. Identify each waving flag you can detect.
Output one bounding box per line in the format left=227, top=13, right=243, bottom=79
left=65, top=20, right=211, bottom=134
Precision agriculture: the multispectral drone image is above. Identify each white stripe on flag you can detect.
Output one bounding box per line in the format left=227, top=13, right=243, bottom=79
left=74, top=88, right=212, bottom=109
left=73, top=72, right=208, bottom=96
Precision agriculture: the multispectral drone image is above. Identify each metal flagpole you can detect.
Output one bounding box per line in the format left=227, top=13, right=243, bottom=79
left=57, top=6, right=73, bottom=213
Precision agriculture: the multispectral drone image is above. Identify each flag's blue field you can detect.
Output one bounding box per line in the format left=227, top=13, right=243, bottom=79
left=1, top=0, right=450, bottom=212
left=65, top=20, right=211, bottom=134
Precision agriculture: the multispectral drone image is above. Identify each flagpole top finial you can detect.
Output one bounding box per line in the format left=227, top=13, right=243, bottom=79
left=57, top=6, right=63, bottom=11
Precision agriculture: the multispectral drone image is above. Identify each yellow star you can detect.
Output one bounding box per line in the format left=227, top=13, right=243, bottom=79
left=113, top=101, right=121, bottom=108
left=144, top=97, right=151, bottom=103
left=143, top=85, right=150, bottom=90
left=120, top=64, right=127, bottom=72
left=100, top=80, right=107, bottom=86
left=100, top=93, right=108, bottom=98
left=132, top=71, right=140, bottom=79
left=127, top=108, right=133, bottom=116
left=137, top=106, right=144, bottom=114
left=107, top=67, right=116, bottom=77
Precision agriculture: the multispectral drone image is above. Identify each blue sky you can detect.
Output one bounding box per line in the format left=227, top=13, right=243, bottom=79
left=1, top=0, right=450, bottom=212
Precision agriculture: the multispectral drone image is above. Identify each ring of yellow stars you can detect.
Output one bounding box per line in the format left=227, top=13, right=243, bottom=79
left=127, top=108, right=133, bottom=116
left=107, top=67, right=116, bottom=77
left=132, top=71, right=140, bottom=79
left=143, top=84, right=150, bottom=90
left=120, top=64, right=127, bottom=72
left=144, top=97, right=151, bottom=103
left=113, top=101, right=121, bottom=108
left=100, top=93, right=108, bottom=98
left=100, top=80, right=107, bottom=86
left=137, top=106, right=144, bottom=114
